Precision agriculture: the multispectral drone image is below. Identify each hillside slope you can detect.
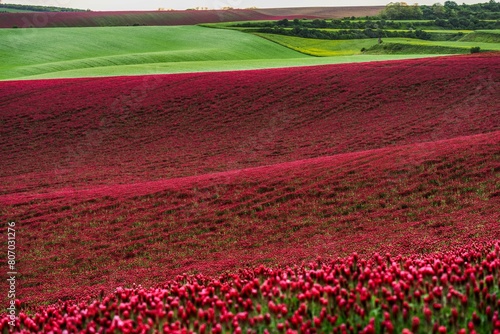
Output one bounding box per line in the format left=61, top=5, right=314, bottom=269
left=0, top=25, right=312, bottom=80
left=0, top=7, right=383, bottom=28
left=1, top=131, right=499, bottom=306
left=0, top=9, right=313, bottom=29
left=1, top=54, right=499, bottom=306
left=1, top=54, right=498, bottom=194
left=459, top=30, right=500, bottom=43
left=254, top=6, right=384, bottom=18
left=0, top=25, right=441, bottom=81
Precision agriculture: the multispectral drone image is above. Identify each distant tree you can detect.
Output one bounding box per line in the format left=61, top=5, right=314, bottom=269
left=415, top=29, right=431, bottom=39
left=470, top=46, right=481, bottom=53
left=380, top=2, right=423, bottom=19
left=444, top=1, right=459, bottom=8
left=432, top=3, right=446, bottom=18
left=0, top=3, right=85, bottom=12
left=277, top=19, right=290, bottom=27
left=485, top=0, right=500, bottom=11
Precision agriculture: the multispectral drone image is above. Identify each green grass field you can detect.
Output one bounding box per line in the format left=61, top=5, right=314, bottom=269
left=365, top=42, right=469, bottom=54
left=0, top=25, right=307, bottom=80
left=0, top=25, right=445, bottom=80
left=381, top=37, right=500, bottom=51
left=459, top=30, right=500, bottom=43
left=14, top=55, right=446, bottom=80
left=253, top=33, right=500, bottom=57
left=254, top=33, right=380, bottom=56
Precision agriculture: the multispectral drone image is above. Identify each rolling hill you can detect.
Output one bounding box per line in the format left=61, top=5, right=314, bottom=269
left=248, top=31, right=500, bottom=57
left=0, top=7, right=384, bottom=29
left=254, top=6, right=384, bottom=18
left=0, top=9, right=285, bottom=28
left=1, top=54, right=499, bottom=307
left=0, top=25, right=308, bottom=80
left=0, top=25, right=444, bottom=81
left=1, top=54, right=498, bottom=193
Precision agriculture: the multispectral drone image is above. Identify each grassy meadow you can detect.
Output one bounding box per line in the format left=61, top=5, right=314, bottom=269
left=0, top=25, right=305, bottom=80
left=252, top=31, right=500, bottom=56
left=254, top=33, right=380, bottom=56
left=1, top=25, right=451, bottom=80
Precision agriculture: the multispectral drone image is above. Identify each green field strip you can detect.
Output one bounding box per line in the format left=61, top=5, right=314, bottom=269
left=0, top=25, right=449, bottom=80
left=0, top=25, right=309, bottom=80
left=6, top=55, right=442, bottom=80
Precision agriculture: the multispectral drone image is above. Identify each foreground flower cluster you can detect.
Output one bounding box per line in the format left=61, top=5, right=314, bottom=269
left=2, top=241, right=498, bottom=333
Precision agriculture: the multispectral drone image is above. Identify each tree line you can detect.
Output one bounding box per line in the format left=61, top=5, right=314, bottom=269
left=0, top=3, right=87, bottom=12
left=255, top=26, right=442, bottom=41
left=236, top=16, right=499, bottom=31
left=380, top=0, right=499, bottom=20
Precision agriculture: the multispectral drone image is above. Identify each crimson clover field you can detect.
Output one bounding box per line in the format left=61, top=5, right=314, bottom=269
left=0, top=51, right=499, bottom=333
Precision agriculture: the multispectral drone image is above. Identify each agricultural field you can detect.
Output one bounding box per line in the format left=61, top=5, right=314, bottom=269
left=0, top=25, right=442, bottom=80
left=1, top=52, right=500, bottom=332
left=0, top=6, right=390, bottom=29
left=253, top=6, right=385, bottom=18
left=0, top=6, right=383, bottom=29
left=215, top=2, right=500, bottom=60
left=219, top=17, right=499, bottom=59
left=0, top=10, right=283, bottom=28
left=0, top=26, right=305, bottom=80
left=0, top=1, right=500, bottom=333
left=253, top=34, right=459, bottom=56
left=250, top=31, right=499, bottom=56
left=370, top=37, right=500, bottom=51
left=2, top=4, right=499, bottom=80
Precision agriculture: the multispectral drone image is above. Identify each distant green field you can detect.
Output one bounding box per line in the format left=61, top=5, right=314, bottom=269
left=12, top=55, right=444, bottom=80
left=365, top=42, right=469, bottom=54
left=0, top=25, right=308, bottom=80
left=381, top=37, right=500, bottom=51
left=0, top=8, right=35, bottom=13
left=0, top=25, right=444, bottom=80
left=255, top=33, right=500, bottom=56
left=459, top=30, right=500, bottom=43
left=255, top=33, right=380, bottom=56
